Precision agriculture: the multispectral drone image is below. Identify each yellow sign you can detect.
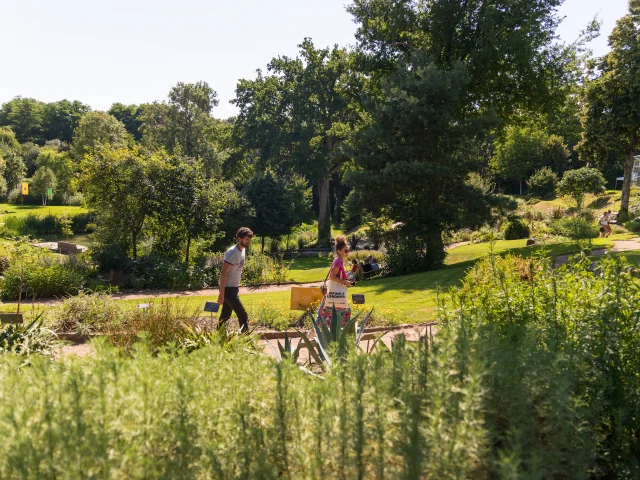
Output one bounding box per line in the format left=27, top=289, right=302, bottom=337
left=290, top=286, right=324, bottom=311
left=21, top=183, right=28, bottom=195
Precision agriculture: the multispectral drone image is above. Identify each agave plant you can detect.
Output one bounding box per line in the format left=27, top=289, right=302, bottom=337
left=0, top=316, right=56, bottom=356
left=296, top=306, right=373, bottom=371
left=267, top=332, right=303, bottom=363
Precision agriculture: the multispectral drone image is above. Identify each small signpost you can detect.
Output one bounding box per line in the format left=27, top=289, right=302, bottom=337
left=0, top=313, right=24, bottom=324
left=47, top=188, right=53, bottom=201
left=204, top=302, right=220, bottom=313
left=352, top=294, right=365, bottom=305
left=137, top=303, right=151, bottom=310
left=21, top=183, right=29, bottom=195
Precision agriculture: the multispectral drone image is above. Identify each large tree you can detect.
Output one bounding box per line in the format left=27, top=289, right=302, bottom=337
left=346, top=0, right=582, bottom=268
left=81, top=146, right=157, bottom=259
left=151, top=157, right=229, bottom=263
left=70, top=111, right=129, bottom=160
left=141, top=82, right=227, bottom=176
left=108, top=103, right=145, bottom=141
left=578, top=0, right=640, bottom=219
left=0, top=97, right=45, bottom=144
left=0, top=127, right=26, bottom=192
left=43, top=100, right=91, bottom=143
left=233, top=39, right=360, bottom=246
left=244, top=169, right=312, bottom=253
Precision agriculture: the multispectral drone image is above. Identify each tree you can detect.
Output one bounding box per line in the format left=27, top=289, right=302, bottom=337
left=233, top=39, right=360, bottom=246
left=140, top=82, right=226, bottom=175
left=20, top=142, right=40, bottom=177
left=0, top=144, right=26, bottom=192
left=43, top=100, right=91, bottom=143
left=346, top=0, right=581, bottom=269
left=151, top=157, right=229, bottom=263
left=0, top=97, right=45, bottom=143
left=491, top=126, right=549, bottom=194
left=36, top=149, right=75, bottom=197
left=243, top=169, right=312, bottom=252
left=578, top=0, right=640, bottom=220
left=81, top=146, right=157, bottom=259
left=556, top=167, right=606, bottom=210
left=30, top=167, right=57, bottom=206
left=70, top=111, right=128, bottom=159
left=108, top=103, right=145, bottom=141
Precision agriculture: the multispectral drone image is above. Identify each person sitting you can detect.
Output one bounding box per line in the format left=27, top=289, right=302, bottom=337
left=348, top=259, right=359, bottom=281
left=370, top=257, right=380, bottom=271
left=362, top=256, right=373, bottom=273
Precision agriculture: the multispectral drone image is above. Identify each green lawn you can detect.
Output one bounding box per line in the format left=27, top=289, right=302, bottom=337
left=0, top=203, right=88, bottom=220
left=287, top=256, right=332, bottom=283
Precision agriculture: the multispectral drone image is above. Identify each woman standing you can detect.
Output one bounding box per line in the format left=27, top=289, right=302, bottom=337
left=317, top=235, right=353, bottom=327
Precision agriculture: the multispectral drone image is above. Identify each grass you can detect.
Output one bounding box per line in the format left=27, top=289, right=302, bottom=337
left=286, top=256, right=331, bottom=283
left=0, top=203, right=87, bottom=221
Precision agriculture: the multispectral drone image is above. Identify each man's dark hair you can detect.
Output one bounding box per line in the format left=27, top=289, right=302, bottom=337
left=236, top=227, right=254, bottom=239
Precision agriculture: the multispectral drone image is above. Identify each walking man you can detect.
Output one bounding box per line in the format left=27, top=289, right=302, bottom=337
left=217, top=227, right=253, bottom=332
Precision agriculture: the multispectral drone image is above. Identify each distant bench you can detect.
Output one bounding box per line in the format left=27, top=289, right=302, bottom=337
left=58, top=242, right=82, bottom=255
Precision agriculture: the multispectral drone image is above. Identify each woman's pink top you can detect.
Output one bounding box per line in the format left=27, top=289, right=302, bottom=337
left=331, top=258, right=347, bottom=280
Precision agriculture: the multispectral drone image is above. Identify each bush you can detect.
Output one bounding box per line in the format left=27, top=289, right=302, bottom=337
left=0, top=319, right=56, bottom=357
left=624, top=217, right=640, bottom=232
left=438, top=254, right=640, bottom=477
left=527, top=166, right=558, bottom=196
left=46, top=291, right=126, bottom=335
left=549, top=217, right=599, bottom=240
left=386, top=239, right=433, bottom=275
left=549, top=205, right=565, bottom=220
left=502, top=218, right=530, bottom=240
left=1, top=213, right=94, bottom=236
left=471, top=225, right=500, bottom=243
left=241, top=253, right=290, bottom=285
left=556, top=167, right=606, bottom=210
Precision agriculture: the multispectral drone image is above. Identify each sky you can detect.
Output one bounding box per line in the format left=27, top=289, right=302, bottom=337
left=0, top=0, right=632, bottom=119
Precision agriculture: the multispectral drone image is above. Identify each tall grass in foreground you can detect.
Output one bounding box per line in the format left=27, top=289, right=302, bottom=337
left=0, top=253, right=638, bottom=477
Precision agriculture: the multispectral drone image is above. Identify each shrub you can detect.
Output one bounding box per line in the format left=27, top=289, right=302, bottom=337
left=241, top=253, right=290, bottom=285
left=0, top=319, right=56, bottom=357
left=549, top=217, right=599, bottom=240
left=624, top=217, right=640, bottom=232
left=502, top=218, right=530, bottom=240
left=1, top=213, right=94, bottom=236
left=527, top=166, right=558, bottom=196
left=46, top=291, right=126, bottom=335
left=108, top=301, right=207, bottom=354
left=471, top=225, right=498, bottom=243
left=556, top=167, right=606, bottom=210
left=549, top=205, right=565, bottom=220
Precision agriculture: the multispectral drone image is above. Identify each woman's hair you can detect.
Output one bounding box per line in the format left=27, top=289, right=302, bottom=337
left=335, top=235, right=347, bottom=252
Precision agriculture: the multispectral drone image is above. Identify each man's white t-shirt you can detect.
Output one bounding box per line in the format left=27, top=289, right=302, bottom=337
left=223, top=245, right=245, bottom=287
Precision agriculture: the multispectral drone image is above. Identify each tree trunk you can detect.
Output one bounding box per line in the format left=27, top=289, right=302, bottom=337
left=185, top=235, right=191, bottom=264
left=425, top=227, right=446, bottom=269
left=262, top=236, right=265, bottom=254
left=620, top=132, right=637, bottom=221
left=318, top=178, right=331, bottom=247
left=519, top=179, right=523, bottom=196
left=132, top=231, right=137, bottom=259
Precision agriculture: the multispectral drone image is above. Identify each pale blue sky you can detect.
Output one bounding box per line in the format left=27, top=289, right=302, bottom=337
left=0, top=0, right=631, bottom=119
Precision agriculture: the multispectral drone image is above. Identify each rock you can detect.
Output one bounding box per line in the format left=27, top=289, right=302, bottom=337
left=526, top=238, right=536, bottom=246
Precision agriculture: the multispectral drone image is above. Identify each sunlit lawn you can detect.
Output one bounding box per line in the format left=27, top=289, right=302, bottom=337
left=0, top=203, right=87, bottom=220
